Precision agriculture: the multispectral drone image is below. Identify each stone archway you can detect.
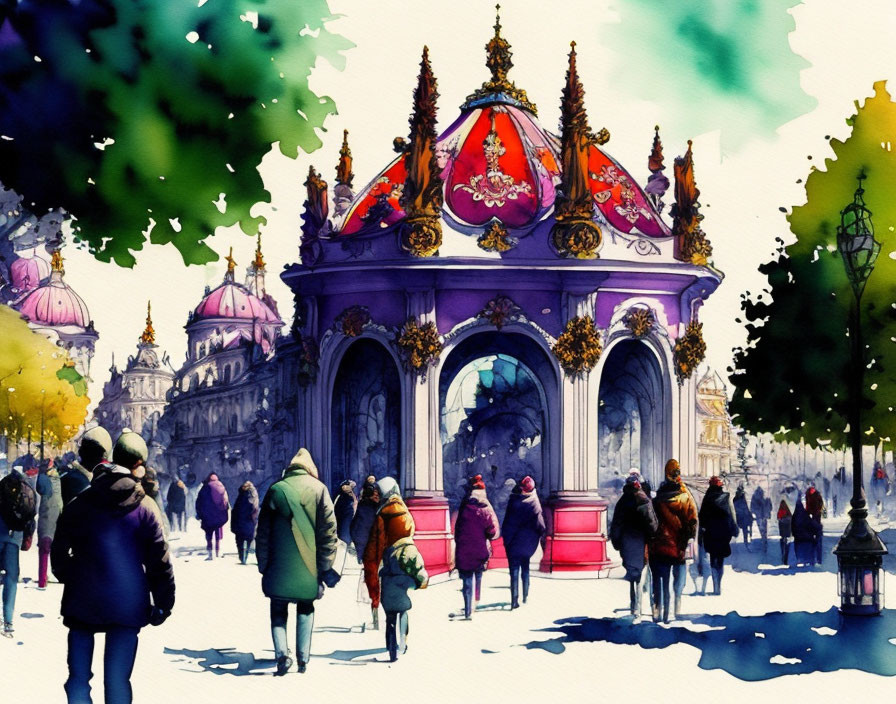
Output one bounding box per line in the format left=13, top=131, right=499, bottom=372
left=597, top=339, right=670, bottom=491
left=330, top=338, right=402, bottom=493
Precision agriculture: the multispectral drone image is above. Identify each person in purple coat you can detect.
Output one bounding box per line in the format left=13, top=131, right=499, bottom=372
left=501, top=476, right=546, bottom=609
left=453, top=475, right=500, bottom=619
left=195, top=473, right=230, bottom=560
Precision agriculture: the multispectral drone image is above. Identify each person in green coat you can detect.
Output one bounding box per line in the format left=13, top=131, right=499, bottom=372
left=255, top=448, right=338, bottom=676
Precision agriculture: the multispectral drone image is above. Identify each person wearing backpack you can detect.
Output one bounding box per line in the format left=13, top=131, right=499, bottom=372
left=0, top=466, right=37, bottom=638
left=255, top=448, right=338, bottom=675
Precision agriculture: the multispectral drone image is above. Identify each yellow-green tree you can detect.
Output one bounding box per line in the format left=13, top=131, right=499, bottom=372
left=0, top=306, right=90, bottom=455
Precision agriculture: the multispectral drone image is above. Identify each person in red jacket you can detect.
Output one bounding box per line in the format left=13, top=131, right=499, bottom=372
left=805, top=485, right=825, bottom=566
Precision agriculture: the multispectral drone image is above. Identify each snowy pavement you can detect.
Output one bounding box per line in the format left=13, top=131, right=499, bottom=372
left=3, top=522, right=896, bottom=703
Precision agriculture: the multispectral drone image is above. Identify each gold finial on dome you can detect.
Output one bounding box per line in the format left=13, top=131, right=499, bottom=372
left=462, top=5, right=537, bottom=114
left=335, top=129, right=354, bottom=188
left=254, top=233, right=265, bottom=269
left=224, top=246, right=236, bottom=279
left=51, top=249, right=64, bottom=274
left=140, top=300, right=155, bottom=345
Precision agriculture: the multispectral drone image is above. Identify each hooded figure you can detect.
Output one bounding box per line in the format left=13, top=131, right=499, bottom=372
left=350, top=482, right=381, bottom=629
left=196, top=473, right=230, bottom=559
left=805, top=486, right=825, bottom=566
left=732, top=484, right=752, bottom=547
left=231, top=481, right=260, bottom=565
left=0, top=466, right=36, bottom=638
left=113, top=431, right=170, bottom=541
left=698, top=477, right=739, bottom=595
left=166, top=478, right=188, bottom=532
left=453, top=475, right=500, bottom=619
left=750, top=486, right=772, bottom=551
left=60, top=427, right=113, bottom=506
left=648, top=459, right=697, bottom=623
left=501, top=476, right=546, bottom=609
left=333, top=479, right=357, bottom=545
left=255, top=449, right=337, bottom=675
left=362, top=477, right=427, bottom=662
left=610, top=474, right=658, bottom=617
left=51, top=464, right=174, bottom=703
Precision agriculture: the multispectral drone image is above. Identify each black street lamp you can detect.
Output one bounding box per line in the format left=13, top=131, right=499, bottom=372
left=833, top=173, right=887, bottom=615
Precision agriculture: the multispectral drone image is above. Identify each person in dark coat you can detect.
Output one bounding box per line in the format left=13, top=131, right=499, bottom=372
left=51, top=460, right=174, bottom=703
left=698, top=476, right=739, bottom=595
left=805, top=485, right=825, bottom=566
left=60, top=427, right=113, bottom=506
left=501, top=476, right=546, bottom=610
left=350, top=482, right=380, bottom=629
left=792, top=494, right=821, bottom=567
left=750, top=485, right=772, bottom=551
left=649, top=459, right=698, bottom=623
left=166, top=478, right=188, bottom=532
left=333, top=479, right=357, bottom=545
left=196, top=473, right=230, bottom=559
left=0, top=467, right=36, bottom=638
left=231, top=481, right=260, bottom=565
left=453, top=475, right=500, bottom=619
left=256, top=449, right=338, bottom=675
left=732, top=484, right=752, bottom=547
left=777, top=483, right=798, bottom=566
left=610, top=474, right=658, bottom=618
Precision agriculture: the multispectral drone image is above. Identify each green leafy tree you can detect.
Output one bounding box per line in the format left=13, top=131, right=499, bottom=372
left=729, top=81, right=896, bottom=450
left=0, top=0, right=352, bottom=266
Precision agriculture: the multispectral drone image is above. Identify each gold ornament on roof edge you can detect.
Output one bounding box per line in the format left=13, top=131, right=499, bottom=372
left=477, top=221, right=517, bottom=252
left=674, top=320, right=706, bottom=382
left=552, top=315, right=602, bottom=376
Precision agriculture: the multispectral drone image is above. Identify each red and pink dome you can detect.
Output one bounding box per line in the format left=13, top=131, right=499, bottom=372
left=10, top=252, right=51, bottom=294
left=17, top=270, right=91, bottom=328
left=193, top=281, right=281, bottom=323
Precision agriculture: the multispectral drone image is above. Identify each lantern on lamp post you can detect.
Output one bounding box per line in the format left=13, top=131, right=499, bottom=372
left=833, top=173, right=887, bottom=615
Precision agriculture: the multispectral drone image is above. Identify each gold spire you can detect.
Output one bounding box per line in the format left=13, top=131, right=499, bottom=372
left=462, top=5, right=537, bottom=114
left=140, top=301, right=155, bottom=345
left=649, top=125, right=665, bottom=172
left=51, top=249, right=64, bottom=273
left=254, top=233, right=265, bottom=269
left=224, top=246, right=236, bottom=278
left=335, top=129, right=354, bottom=188
left=671, top=140, right=712, bottom=265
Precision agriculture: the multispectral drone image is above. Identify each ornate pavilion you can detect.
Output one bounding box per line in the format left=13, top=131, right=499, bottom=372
left=281, top=12, right=723, bottom=574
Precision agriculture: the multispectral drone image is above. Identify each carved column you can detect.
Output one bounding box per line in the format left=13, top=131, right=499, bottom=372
left=402, top=288, right=453, bottom=576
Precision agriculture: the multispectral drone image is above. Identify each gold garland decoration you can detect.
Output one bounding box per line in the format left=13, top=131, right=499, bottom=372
left=397, top=318, right=443, bottom=376
left=402, top=215, right=442, bottom=258
left=552, top=315, right=602, bottom=376
left=674, top=320, right=706, bottom=382
left=477, top=221, right=516, bottom=253
left=624, top=308, right=654, bottom=339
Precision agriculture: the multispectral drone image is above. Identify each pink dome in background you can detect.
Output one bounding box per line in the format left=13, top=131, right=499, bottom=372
left=193, top=281, right=281, bottom=323
left=16, top=272, right=91, bottom=328
left=10, top=254, right=51, bottom=293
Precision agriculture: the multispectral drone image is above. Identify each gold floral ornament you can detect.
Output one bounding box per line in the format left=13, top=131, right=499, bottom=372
left=477, top=221, right=517, bottom=252
left=335, top=306, right=371, bottom=338
left=479, top=295, right=520, bottom=330
left=400, top=47, right=443, bottom=258
left=674, top=320, right=706, bottom=382
left=552, top=315, right=602, bottom=376
left=551, top=43, right=602, bottom=259
left=397, top=318, right=442, bottom=377
left=624, top=307, right=654, bottom=339
left=297, top=335, right=320, bottom=388
left=671, top=141, right=713, bottom=266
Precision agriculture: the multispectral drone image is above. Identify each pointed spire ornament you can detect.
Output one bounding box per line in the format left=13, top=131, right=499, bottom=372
left=551, top=42, right=602, bottom=259
left=254, top=233, right=265, bottom=270
left=51, top=249, right=64, bottom=274
left=333, top=130, right=355, bottom=218
left=462, top=5, right=537, bottom=114
left=224, top=247, right=236, bottom=280
left=400, top=46, right=443, bottom=257
left=299, top=165, right=329, bottom=267
left=645, top=125, right=670, bottom=213
left=671, top=141, right=712, bottom=265
left=140, top=301, right=155, bottom=345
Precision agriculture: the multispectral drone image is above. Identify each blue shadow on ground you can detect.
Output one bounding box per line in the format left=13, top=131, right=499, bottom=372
left=524, top=608, right=896, bottom=680
left=164, top=647, right=276, bottom=676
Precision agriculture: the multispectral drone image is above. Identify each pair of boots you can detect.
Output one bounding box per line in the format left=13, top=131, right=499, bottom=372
left=385, top=611, right=408, bottom=662
left=652, top=596, right=681, bottom=623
